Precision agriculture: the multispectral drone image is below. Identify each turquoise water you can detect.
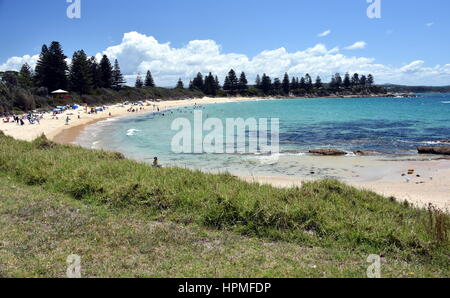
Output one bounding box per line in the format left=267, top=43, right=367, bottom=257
left=76, top=94, right=450, bottom=176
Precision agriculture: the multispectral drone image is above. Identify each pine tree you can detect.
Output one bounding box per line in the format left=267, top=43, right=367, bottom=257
left=99, top=55, right=113, bottom=88
left=111, top=59, right=125, bottom=90
left=192, top=72, right=204, bottom=91
left=299, top=77, right=306, bottom=90
left=260, top=74, right=272, bottom=94
left=34, top=42, right=68, bottom=91
left=135, top=73, right=143, bottom=88
left=226, top=69, right=238, bottom=92
left=273, top=78, right=282, bottom=92
left=315, top=76, right=323, bottom=89
left=238, top=72, right=248, bottom=91
left=176, top=78, right=184, bottom=89
left=18, top=63, right=33, bottom=89
left=360, top=75, right=367, bottom=87
left=69, top=50, right=93, bottom=95
left=255, top=74, right=261, bottom=89
left=305, top=74, right=313, bottom=91
left=145, top=70, right=155, bottom=87
left=88, top=57, right=101, bottom=89
left=334, top=73, right=342, bottom=89
left=290, top=77, right=298, bottom=90
left=214, top=76, right=221, bottom=89
left=351, top=73, right=360, bottom=87
left=223, top=76, right=231, bottom=91
left=367, top=74, right=374, bottom=86
left=343, top=73, right=351, bottom=89
left=282, top=73, right=290, bottom=95
left=204, top=73, right=218, bottom=96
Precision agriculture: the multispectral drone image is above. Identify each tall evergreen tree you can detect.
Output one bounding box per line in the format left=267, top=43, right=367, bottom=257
left=203, top=73, right=218, bottom=96
left=304, top=74, right=313, bottom=91
left=255, top=74, right=261, bottom=89
left=260, top=74, right=272, bottom=94
left=238, top=72, right=248, bottom=91
left=351, top=73, right=360, bottom=87
left=88, top=57, right=101, bottom=89
left=226, top=69, right=238, bottom=91
left=343, top=73, right=351, bottom=89
left=69, top=50, right=93, bottom=95
left=282, top=73, right=290, bottom=94
left=334, top=73, right=342, bottom=89
left=135, top=73, right=144, bottom=88
left=214, top=75, right=220, bottom=89
left=315, top=76, right=323, bottom=89
left=299, top=77, right=306, bottom=90
left=360, top=75, right=367, bottom=87
left=290, top=77, right=298, bottom=90
left=111, top=59, right=125, bottom=90
left=145, top=70, right=155, bottom=87
left=99, top=55, right=113, bottom=88
left=273, top=78, right=282, bottom=92
left=367, top=74, right=374, bottom=86
left=223, top=76, right=231, bottom=91
left=18, top=63, right=33, bottom=89
left=192, top=72, right=204, bottom=91
left=34, top=42, right=68, bottom=91
left=176, top=78, right=184, bottom=89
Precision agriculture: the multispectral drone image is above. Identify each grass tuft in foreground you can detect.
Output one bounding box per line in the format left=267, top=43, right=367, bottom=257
left=0, top=133, right=448, bottom=277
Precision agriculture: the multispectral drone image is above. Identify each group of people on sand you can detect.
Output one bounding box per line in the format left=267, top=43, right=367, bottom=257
left=2, top=113, right=44, bottom=126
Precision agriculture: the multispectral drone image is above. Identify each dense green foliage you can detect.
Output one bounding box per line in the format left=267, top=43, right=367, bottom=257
left=0, top=133, right=448, bottom=272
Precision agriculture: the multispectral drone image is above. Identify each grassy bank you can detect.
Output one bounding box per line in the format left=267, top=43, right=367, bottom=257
left=0, top=132, right=448, bottom=277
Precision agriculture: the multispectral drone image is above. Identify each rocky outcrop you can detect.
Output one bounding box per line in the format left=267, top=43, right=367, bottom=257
left=438, top=139, right=450, bottom=143
left=309, top=149, right=347, bottom=156
left=417, top=146, right=450, bottom=155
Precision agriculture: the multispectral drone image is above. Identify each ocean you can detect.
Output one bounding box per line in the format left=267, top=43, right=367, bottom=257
left=75, top=93, right=450, bottom=178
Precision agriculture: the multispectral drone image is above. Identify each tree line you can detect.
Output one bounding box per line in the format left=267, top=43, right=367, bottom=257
left=183, top=69, right=378, bottom=96
left=0, top=41, right=158, bottom=96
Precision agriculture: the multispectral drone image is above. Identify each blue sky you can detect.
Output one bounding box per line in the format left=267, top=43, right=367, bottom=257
left=1, top=0, right=449, bottom=86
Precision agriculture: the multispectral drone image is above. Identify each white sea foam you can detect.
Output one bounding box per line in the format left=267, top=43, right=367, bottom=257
left=441, top=101, right=450, bottom=104
left=126, top=129, right=140, bottom=136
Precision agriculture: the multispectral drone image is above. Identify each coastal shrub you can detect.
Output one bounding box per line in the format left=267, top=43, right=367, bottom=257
left=0, top=135, right=448, bottom=264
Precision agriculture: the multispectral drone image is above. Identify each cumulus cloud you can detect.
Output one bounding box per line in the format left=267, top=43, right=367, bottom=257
left=344, top=41, right=367, bottom=50
left=0, top=54, right=39, bottom=72
left=1, top=32, right=450, bottom=86
left=317, top=30, right=331, bottom=37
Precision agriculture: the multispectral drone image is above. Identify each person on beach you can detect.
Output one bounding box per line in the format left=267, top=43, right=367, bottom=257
left=65, top=116, right=71, bottom=125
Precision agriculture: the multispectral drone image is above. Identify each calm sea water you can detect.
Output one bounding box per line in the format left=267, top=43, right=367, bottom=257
left=76, top=94, right=450, bottom=176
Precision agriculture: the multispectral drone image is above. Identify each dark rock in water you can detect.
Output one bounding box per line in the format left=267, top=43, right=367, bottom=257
left=309, top=149, right=347, bottom=156
left=417, top=146, right=450, bottom=155
left=438, top=139, right=450, bottom=143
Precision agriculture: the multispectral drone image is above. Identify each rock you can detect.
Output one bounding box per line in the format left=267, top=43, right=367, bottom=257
left=309, top=149, right=347, bottom=156
left=438, top=139, right=450, bottom=143
left=417, top=146, right=450, bottom=155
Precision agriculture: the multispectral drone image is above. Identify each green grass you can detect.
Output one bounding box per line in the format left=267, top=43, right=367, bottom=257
left=0, top=132, right=448, bottom=277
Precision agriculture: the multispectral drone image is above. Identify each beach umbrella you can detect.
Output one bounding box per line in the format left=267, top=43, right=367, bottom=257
left=51, top=89, right=69, bottom=94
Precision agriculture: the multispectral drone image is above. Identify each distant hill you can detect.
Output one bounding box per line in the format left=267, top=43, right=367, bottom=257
left=381, top=84, right=450, bottom=93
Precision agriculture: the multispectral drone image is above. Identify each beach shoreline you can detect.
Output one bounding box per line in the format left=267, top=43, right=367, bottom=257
left=1, top=95, right=449, bottom=210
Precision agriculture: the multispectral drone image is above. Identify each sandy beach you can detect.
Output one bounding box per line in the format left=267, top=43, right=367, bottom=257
left=1, top=96, right=449, bottom=210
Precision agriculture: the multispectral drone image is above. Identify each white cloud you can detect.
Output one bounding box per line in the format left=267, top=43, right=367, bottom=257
left=1, top=32, right=450, bottom=86
left=344, top=41, right=367, bottom=50
left=317, top=30, right=331, bottom=37
left=426, top=22, right=434, bottom=27
left=0, top=54, right=39, bottom=72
